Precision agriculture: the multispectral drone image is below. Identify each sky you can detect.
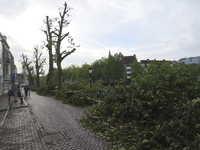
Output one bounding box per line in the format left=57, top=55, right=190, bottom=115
left=0, top=0, right=200, bottom=74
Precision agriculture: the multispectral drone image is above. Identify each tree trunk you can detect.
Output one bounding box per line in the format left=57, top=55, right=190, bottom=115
left=46, top=16, right=54, bottom=85
left=47, top=49, right=53, bottom=84
left=27, top=67, right=34, bottom=85
left=37, top=70, right=40, bottom=87
left=57, top=60, right=63, bottom=88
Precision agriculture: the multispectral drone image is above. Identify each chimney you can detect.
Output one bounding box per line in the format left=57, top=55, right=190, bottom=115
left=133, top=54, right=136, bottom=57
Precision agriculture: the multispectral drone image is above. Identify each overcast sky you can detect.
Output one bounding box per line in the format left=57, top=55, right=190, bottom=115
left=0, top=0, right=200, bottom=74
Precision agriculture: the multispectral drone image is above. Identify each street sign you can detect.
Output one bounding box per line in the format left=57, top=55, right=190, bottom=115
left=11, top=74, right=15, bottom=79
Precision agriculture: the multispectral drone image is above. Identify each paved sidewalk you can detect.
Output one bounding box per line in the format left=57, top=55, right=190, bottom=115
left=0, top=90, right=112, bottom=150
left=0, top=94, right=27, bottom=112
left=0, top=107, right=45, bottom=149
left=0, top=90, right=44, bottom=149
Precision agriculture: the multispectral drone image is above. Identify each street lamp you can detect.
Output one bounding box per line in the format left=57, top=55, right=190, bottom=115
left=88, top=67, right=93, bottom=91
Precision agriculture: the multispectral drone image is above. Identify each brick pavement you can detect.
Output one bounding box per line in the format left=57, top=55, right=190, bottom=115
left=0, top=90, right=112, bottom=150
left=0, top=108, right=44, bottom=149
left=27, top=91, right=112, bottom=150
left=0, top=89, right=27, bottom=112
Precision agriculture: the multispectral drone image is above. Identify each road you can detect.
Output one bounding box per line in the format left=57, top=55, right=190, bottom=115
left=0, top=91, right=111, bottom=150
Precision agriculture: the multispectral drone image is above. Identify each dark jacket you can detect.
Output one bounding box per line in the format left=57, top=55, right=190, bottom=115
left=24, top=86, right=29, bottom=92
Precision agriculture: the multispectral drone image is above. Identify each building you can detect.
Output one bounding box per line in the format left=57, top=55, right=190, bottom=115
left=16, top=73, right=24, bottom=85
left=140, top=59, right=171, bottom=66
left=140, top=59, right=180, bottom=72
left=178, top=56, right=200, bottom=65
left=123, top=54, right=137, bottom=80
left=0, top=32, right=16, bottom=95
left=0, top=33, right=4, bottom=95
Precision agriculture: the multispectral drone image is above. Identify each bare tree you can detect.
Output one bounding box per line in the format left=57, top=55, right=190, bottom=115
left=42, top=16, right=54, bottom=85
left=19, top=53, right=34, bottom=85
left=33, top=45, right=46, bottom=87
left=52, top=2, right=79, bottom=89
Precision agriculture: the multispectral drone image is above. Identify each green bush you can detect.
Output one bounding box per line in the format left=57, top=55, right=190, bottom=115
left=30, top=83, right=57, bottom=96
left=30, top=79, right=110, bottom=106
left=55, top=81, right=96, bottom=106
left=81, top=61, right=200, bottom=149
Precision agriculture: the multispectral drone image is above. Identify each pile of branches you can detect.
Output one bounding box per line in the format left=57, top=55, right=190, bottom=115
left=81, top=61, right=200, bottom=149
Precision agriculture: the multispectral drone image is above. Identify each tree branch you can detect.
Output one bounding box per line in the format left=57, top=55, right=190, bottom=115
left=61, top=32, right=69, bottom=41
left=61, top=48, right=76, bottom=61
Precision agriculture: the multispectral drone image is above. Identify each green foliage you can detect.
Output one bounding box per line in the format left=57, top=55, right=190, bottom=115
left=101, top=52, right=125, bottom=83
left=186, top=64, right=200, bottom=80
left=54, top=80, right=112, bottom=106
left=131, top=59, right=145, bottom=78
left=81, top=61, right=200, bottom=149
left=54, top=81, right=94, bottom=106
left=30, top=83, right=56, bottom=96
left=60, top=52, right=125, bottom=84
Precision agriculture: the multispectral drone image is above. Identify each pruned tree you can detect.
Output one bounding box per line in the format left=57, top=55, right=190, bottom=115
left=52, top=2, right=79, bottom=89
left=19, top=53, right=34, bottom=85
left=41, top=16, right=54, bottom=85
left=33, top=45, right=46, bottom=87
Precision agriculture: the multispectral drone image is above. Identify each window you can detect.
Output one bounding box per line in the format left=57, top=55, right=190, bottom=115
left=6, top=65, right=8, bottom=75
left=8, top=52, right=11, bottom=59
left=141, top=64, right=145, bottom=67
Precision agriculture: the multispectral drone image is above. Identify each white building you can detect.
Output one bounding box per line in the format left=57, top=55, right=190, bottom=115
left=0, top=35, right=3, bottom=95
left=178, top=56, right=200, bottom=65
left=124, top=54, right=137, bottom=80
left=0, top=32, right=16, bottom=95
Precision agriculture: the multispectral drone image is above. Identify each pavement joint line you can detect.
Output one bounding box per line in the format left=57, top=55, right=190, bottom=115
left=29, top=107, right=49, bottom=150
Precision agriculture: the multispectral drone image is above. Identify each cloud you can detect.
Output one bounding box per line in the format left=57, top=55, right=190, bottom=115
left=0, top=0, right=30, bottom=19
left=1, top=0, right=200, bottom=74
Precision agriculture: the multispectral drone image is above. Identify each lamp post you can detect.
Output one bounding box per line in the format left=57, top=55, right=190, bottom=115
left=88, top=67, right=93, bottom=92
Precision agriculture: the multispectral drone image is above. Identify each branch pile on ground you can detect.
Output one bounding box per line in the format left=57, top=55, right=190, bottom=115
left=81, top=61, right=200, bottom=149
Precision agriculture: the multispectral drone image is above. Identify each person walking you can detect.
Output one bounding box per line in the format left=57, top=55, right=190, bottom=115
left=24, top=85, right=29, bottom=98
left=8, top=89, right=14, bottom=114
left=18, top=85, right=23, bottom=103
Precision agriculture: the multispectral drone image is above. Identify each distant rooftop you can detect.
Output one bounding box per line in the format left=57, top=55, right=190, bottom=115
left=124, top=54, right=137, bottom=64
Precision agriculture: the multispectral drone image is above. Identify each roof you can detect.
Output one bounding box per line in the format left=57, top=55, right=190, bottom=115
left=124, top=54, right=137, bottom=64
left=178, top=56, right=200, bottom=62
left=140, top=59, right=175, bottom=64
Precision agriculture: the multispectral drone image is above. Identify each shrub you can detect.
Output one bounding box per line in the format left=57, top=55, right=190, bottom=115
left=30, top=83, right=57, bottom=96
left=81, top=61, right=200, bottom=149
left=55, top=81, right=96, bottom=106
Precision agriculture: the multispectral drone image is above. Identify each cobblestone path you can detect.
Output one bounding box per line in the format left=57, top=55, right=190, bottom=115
left=27, top=91, right=112, bottom=150
left=0, top=108, right=44, bottom=149
left=0, top=91, right=112, bottom=150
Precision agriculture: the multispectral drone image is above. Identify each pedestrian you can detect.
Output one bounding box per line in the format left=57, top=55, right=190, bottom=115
left=24, top=85, right=29, bottom=98
left=18, top=85, right=23, bottom=103
left=8, top=89, right=13, bottom=114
